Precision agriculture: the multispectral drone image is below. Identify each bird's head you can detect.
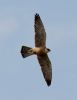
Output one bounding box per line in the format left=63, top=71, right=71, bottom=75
left=45, top=48, right=51, bottom=53
left=47, top=48, right=51, bottom=52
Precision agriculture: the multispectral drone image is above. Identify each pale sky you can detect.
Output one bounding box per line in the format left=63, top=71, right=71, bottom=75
left=0, top=0, right=77, bottom=100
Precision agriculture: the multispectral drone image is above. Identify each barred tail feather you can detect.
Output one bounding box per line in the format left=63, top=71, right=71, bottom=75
left=21, top=46, right=34, bottom=58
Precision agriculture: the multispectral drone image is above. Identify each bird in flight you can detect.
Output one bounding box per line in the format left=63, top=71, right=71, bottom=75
left=21, top=13, right=52, bottom=86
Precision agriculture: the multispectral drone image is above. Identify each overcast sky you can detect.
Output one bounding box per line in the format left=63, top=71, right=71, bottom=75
left=0, top=0, right=77, bottom=100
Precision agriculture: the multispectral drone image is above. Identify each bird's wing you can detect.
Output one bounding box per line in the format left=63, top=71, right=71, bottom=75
left=37, top=54, right=52, bottom=86
left=34, top=13, right=46, bottom=47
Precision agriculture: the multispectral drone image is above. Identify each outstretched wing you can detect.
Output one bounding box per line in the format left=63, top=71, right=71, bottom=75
left=34, top=13, right=46, bottom=47
left=37, top=54, right=52, bottom=86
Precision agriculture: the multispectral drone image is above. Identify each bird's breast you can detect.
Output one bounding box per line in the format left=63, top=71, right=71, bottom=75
left=32, top=47, right=45, bottom=55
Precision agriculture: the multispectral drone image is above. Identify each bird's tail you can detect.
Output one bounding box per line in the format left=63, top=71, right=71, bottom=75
left=21, top=46, right=34, bottom=58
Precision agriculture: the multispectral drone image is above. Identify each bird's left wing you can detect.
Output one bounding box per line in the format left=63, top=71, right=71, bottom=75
left=37, top=54, right=52, bottom=86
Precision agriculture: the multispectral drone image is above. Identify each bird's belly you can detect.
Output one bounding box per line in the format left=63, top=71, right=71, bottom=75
left=32, top=47, right=45, bottom=55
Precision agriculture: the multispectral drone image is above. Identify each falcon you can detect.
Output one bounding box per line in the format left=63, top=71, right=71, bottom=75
left=21, top=13, right=52, bottom=86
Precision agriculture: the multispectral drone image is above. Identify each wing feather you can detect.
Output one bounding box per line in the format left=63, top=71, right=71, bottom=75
left=37, top=54, right=52, bottom=86
left=34, top=13, right=46, bottom=47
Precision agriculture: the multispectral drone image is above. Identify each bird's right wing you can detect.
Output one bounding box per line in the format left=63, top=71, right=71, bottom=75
left=34, top=13, right=46, bottom=47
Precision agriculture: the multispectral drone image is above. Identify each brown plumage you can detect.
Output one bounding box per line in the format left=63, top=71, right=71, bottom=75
left=21, top=13, right=52, bottom=86
left=34, top=14, right=46, bottom=47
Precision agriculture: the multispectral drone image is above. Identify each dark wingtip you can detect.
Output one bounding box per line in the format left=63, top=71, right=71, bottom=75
left=35, top=13, right=40, bottom=20
left=35, top=13, right=39, bottom=17
left=46, top=80, right=51, bottom=86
